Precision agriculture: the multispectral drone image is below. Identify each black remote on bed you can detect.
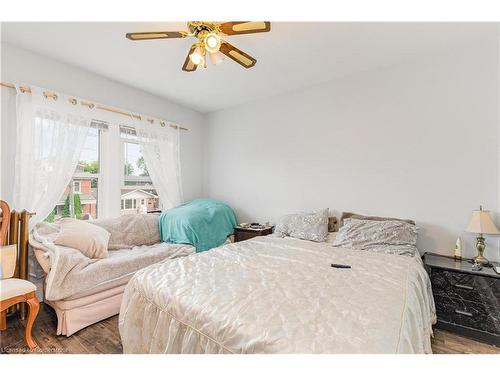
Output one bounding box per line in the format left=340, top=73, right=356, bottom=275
left=331, top=263, right=351, bottom=269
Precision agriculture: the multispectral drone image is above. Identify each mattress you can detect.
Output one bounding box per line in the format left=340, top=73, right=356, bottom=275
left=119, top=236, right=436, bottom=354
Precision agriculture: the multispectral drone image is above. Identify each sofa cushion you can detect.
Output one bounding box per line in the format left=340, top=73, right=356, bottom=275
left=54, top=219, right=110, bottom=259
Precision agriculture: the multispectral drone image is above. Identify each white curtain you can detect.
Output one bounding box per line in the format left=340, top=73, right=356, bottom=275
left=13, top=85, right=93, bottom=226
left=136, top=119, right=183, bottom=209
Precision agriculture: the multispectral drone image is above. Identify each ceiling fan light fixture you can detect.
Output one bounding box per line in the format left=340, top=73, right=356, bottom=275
left=209, top=51, right=224, bottom=66
left=126, top=21, right=271, bottom=72
left=189, top=45, right=204, bottom=65
left=204, top=32, right=221, bottom=53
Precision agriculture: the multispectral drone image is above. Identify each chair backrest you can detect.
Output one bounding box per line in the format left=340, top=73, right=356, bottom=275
left=0, top=201, right=16, bottom=279
left=0, top=200, right=10, bottom=246
left=0, top=245, right=17, bottom=279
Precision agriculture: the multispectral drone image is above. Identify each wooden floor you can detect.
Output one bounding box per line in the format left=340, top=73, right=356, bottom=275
left=1, top=303, right=499, bottom=354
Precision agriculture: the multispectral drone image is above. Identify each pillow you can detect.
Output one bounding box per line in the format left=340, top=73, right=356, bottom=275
left=340, top=212, right=415, bottom=227
left=275, top=209, right=329, bottom=242
left=54, top=219, right=110, bottom=259
left=332, top=218, right=418, bottom=256
left=92, top=214, right=160, bottom=249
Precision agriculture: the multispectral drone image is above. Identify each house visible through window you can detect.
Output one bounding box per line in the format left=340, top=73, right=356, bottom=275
left=45, top=125, right=102, bottom=222
left=120, top=126, right=160, bottom=215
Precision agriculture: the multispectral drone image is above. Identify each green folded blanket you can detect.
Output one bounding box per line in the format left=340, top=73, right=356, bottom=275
left=159, top=198, right=237, bottom=252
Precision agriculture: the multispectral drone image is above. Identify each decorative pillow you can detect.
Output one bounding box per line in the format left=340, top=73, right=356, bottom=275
left=275, top=209, right=329, bottom=242
left=332, top=218, right=418, bottom=256
left=54, top=219, right=110, bottom=259
left=340, top=212, right=416, bottom=227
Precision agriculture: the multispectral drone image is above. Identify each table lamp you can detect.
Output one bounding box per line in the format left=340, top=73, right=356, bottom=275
left=466, top=206, right=500, bottom=265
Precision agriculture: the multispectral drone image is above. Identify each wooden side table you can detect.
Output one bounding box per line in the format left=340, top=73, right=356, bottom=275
left=234, top=226, right=274, bottom=242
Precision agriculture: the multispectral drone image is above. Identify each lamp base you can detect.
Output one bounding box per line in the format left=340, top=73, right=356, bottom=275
left=473, top=235, right=490, bottom=266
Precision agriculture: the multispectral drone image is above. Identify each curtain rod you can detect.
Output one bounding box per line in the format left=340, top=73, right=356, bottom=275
left=0, top=82, right=188, bottom=131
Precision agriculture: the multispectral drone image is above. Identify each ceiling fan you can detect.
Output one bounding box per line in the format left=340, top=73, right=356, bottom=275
left=126, top=21, right=271, bottom=72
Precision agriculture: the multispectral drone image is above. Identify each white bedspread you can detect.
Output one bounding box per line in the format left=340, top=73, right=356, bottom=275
left=119, top=236, right=436, bottom=353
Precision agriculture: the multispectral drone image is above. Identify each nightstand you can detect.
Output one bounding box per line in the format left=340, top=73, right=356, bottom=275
left=234, top=225, right=274, bottom=242
left=423, top=252, right=499, bottom=346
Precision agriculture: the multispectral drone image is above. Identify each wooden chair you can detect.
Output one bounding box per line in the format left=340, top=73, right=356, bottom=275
left=0, top=200, right=39, bottom=349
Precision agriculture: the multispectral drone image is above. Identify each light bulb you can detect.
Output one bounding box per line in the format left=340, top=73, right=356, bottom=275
left=204, top=33, right=221, bottom=53
left=209, top=51, right=224, bottom=66
left=189, top=46, right=203, bottom=65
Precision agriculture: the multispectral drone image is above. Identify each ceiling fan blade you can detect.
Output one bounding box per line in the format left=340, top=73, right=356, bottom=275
left=126, top=31, right=187, bottom=40
left=219, top=41, right=257, bottom=68
left=182, top=44, right=198, bottom=72
left=219, top=21, right=271, bottom=35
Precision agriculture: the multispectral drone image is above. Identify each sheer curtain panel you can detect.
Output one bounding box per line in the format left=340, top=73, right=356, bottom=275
left=13, top=85, right=93, bottom=226
left=136, top=119, right=183, bottom=209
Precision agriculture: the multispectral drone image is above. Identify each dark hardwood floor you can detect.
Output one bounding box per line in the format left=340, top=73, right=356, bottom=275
left=1, top=303, right=122, bottom=354
left=1, top=303, right=499, bottom=354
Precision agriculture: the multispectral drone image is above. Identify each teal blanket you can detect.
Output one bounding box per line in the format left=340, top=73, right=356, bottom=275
left=159, top=199, right=237, bottom=252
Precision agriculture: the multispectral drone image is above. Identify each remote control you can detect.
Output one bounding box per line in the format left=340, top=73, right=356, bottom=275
left=331, top=263, right=351, bottom=269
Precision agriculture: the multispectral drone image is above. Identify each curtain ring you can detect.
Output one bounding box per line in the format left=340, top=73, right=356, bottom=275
left=88, top=103, right=95, bottom=109
left=160, top=121, right=166, bottom=127
left=69, top=98, right=77, bottom=105
left=43, top=91, right=58, bottom=100
left=147, top=119, right=154, bottom=124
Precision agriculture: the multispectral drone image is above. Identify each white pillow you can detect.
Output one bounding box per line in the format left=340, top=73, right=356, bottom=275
left=275, top=209, right=329, bottom=242
left=54, top=219, right=110, bottom=259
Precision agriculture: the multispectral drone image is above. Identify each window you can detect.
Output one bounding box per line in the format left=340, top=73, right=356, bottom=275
left=43, top=122, right=163, bottom=222
left=121, top=199, right=137, bottom=210
left=45, top=125, right=102, bottom=222
left=120, top=127, right=160, bottom=215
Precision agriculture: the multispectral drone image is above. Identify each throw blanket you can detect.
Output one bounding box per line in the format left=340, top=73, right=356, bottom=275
left=30, top=218, right=195, bottom=301
left=159, top=198, right=237, bottom=252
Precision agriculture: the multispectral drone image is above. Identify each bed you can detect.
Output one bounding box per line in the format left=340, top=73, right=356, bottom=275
left=118, top=215, right=436, bottom=353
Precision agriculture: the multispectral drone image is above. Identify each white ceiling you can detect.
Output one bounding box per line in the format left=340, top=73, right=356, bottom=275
left=1, top=22, right=497, bottom=113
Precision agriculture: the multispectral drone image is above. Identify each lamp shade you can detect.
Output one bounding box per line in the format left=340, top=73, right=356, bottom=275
left=466, top=208, right=500, bottom=234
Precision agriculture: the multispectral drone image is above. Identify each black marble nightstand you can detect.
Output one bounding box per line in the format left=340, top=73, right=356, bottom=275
left=423, top=253, right=499, bottom=346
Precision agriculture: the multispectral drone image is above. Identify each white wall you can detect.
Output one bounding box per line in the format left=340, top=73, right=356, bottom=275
left=205, top=38, right=500, bottom=260
left=1, top=43, right=205, bottom=205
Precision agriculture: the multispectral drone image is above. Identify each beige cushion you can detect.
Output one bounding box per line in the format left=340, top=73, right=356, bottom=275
left=54, top=219, right=110, bottom=259
left=0, top=278, right=36, bottom=301
left=0, top=245, right=17, bottom=279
